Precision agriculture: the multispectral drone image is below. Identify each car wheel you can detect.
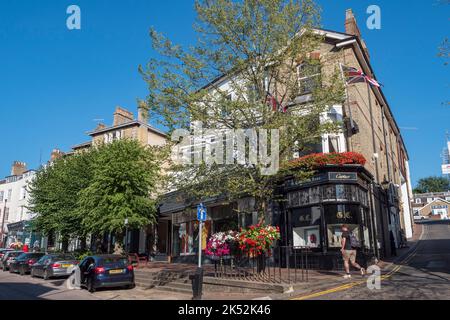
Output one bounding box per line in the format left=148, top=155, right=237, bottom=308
left=87, top=277, right=96, bottom=293
left=126, top=283, right=135, bottom=290
left=43, top=269, right=50, bottom=280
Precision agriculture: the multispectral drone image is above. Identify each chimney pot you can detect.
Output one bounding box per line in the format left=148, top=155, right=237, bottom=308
left=11, top=161, right=27, bottom=176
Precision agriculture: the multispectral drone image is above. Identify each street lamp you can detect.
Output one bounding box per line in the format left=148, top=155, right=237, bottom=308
left=124, top=218, right=129, bottom=254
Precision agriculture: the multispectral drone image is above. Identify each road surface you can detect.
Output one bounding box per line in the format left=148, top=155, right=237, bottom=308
left=301, top=220, right=450, bottom=300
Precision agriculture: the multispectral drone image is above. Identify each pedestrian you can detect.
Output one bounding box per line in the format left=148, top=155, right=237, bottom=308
left=341, top=224, right=365, bottom=279
left=22, top=243, right=29, bottom=253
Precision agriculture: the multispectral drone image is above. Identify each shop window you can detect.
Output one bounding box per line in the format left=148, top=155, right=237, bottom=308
left=327, top=224, right=361, bottom=248
left=291, top=206, right=321, bottom=248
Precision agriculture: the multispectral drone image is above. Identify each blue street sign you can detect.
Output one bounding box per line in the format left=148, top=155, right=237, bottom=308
left=197, top=203, right=207, bottom=221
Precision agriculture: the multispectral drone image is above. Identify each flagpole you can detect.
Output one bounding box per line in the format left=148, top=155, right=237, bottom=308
left=339, top=63, right=354, bottom=152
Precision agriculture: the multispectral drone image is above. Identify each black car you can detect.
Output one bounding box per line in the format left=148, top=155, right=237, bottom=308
left=9, top=252, right=45, bottom=275
left=77, top=254, right=135, bottom=293
left=31, top=253, right=79, bottom=280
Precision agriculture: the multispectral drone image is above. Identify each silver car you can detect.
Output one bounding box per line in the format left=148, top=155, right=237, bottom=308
left=30, top=254, right=79, bottom=279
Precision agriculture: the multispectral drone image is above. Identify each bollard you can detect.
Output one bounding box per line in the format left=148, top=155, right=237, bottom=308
left=190, top=267, right=204, bottom=300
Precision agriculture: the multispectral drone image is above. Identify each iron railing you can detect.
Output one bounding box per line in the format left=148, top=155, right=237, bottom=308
left=209, top=246, right=311, bottom=284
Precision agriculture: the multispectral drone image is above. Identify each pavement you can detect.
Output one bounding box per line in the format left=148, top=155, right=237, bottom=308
left=1, top=221, right=448, bottom=300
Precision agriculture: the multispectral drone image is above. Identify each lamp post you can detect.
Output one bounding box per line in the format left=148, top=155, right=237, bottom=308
left=124, top=218, right=129, bottom=254
left=1, top=199, right=8, bottom=248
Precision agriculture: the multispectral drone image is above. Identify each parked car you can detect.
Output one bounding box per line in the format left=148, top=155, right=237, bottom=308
left=9, top=252, right=45, bottom=275
left=1, top=251, right=24, bottom=271
left=31, top=253, right=79, bottom=280
left=0, top=249, right=14, bottom=266
left=77, top=254, right=134, bottom=293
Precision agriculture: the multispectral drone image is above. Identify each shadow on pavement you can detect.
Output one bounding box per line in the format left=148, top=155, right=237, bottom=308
left=0, top=282, right=56, bottom=300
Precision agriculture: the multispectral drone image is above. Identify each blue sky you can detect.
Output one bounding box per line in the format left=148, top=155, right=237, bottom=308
left=0, top=0, right=448, bottom=186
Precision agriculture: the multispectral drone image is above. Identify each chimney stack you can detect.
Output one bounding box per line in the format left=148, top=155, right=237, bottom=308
left=137, top=101, right=149, bottom=123
left=11, top=161, right=27, bottom=176
left=50, top=149, right=64, bottom=162
left=95, top=123, right=106, bottom=131
left=345, top=9, right=370, bottom=60
left=113, top=106, right=134, bottom=126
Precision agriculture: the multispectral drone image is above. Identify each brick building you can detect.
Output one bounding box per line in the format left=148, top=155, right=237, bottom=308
left=157, top=9, right=413, bottom=267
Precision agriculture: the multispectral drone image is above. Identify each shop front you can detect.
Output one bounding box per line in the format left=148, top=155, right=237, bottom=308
left=6, top=220, right=42, bottom=249
left=280, top=165, right=377, bottom=270
left=169, top=202, right=239, bottom=263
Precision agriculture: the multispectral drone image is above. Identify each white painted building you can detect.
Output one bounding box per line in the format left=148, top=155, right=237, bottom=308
left=0, top=162, right=37, bottom=247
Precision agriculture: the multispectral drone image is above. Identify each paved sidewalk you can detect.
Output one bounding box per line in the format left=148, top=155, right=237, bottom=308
left=92, top=225, right=425, bottom=300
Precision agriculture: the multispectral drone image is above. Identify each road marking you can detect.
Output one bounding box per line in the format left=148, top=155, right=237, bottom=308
left=291, top=224, right=427, bottom=300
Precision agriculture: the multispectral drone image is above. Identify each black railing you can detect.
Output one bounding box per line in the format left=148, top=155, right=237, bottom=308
left=209, top=246, right=311, bottom=284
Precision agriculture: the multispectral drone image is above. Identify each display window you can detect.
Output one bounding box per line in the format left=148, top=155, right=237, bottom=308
left=291, top=206, right=321, bottom=248
left=327, top=224, right=360, bottom=248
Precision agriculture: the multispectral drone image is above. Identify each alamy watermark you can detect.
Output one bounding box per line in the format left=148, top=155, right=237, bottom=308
left=171, top=123, right=280, bottom=176
left=66, top=5, right=81, bottom=30
left=366, top=5, right=381, bottom=30
left=366, top=265, right=381, bottom=290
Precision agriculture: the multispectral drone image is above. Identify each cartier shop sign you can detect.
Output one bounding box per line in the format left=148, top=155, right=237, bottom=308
left=328, top=172, right=358, bottom=182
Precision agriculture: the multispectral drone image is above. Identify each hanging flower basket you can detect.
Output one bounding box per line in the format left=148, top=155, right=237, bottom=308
left=205, top=231, right=239, bottom=259
left=238, top=224, right=281, bottom=257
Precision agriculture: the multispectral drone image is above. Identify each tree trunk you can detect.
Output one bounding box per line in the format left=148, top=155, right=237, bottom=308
left=79, top=237, right=87, bottom=252
left=61, top=237, right=69, bottom=253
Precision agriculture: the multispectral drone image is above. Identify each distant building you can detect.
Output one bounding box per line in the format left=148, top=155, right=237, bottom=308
left=0, top=162, right=38, bottom=248
left=412, top=191, right=450, bottom=221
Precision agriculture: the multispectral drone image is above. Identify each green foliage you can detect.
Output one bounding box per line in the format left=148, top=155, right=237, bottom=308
left=28, top=151, right=95, bottom=239
left=140, top=0, right=345, bottom=219
left=78, top=139, right=164, bottom=241
left=29, top=139, right=164, bottom=247
left=413, top=176, right=450, bottom=194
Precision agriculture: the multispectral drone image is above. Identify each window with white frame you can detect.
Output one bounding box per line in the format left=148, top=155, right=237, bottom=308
left=415, top=198, right=422, bottom=204
left=7, top=189, right=12, bottom=201
left=20, top=186, right=26, bottom=200
left=0, top=191, right=3, bottom=202
left=297, top=62, right=321, bottom=95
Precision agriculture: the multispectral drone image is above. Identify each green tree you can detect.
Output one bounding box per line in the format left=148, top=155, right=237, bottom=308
left=140, top=0, right=344, bottom=221
left=413, top=176, right=450, bottom=194
left=78, top=139, right=164, bottom=253
left=28, top=151, right=96, bottom=251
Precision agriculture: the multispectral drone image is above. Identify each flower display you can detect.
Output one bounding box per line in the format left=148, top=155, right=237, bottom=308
left=205, top=231, right=239, bottom=257
left=238, top=224, right=281, bottom=256
left=287, top=152, right=366, bottom=169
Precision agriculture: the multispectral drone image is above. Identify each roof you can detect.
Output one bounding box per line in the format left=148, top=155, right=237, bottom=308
left=86, top=120, right=167, bottom=138
left=72, top=141, right=92, bottom=150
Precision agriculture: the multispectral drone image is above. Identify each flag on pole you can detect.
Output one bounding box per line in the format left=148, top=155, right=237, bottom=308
left=266, top=91, right=287, bottom=113
left=341, top=65, right=381, bottom=87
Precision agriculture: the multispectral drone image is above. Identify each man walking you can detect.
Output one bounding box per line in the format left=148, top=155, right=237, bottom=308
left=341, top=224, right=365, bottom=279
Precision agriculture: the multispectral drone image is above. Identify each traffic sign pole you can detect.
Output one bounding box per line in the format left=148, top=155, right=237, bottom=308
left=198, top=220, right=202, bottom=268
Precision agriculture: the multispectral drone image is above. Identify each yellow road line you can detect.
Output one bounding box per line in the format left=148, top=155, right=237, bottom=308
left=291, top=230, right=424, bottom=300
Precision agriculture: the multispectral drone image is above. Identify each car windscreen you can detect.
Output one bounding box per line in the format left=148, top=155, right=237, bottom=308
left=99, top=257, right=128, bottom=267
